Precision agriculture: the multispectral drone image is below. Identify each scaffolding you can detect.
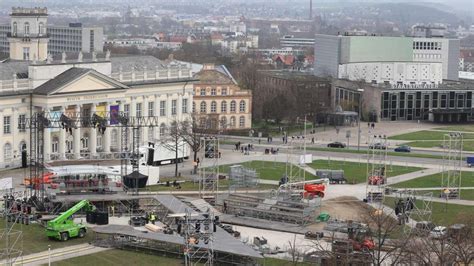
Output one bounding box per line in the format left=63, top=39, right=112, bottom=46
left=0, top=188, right=23, bottom=266
left=366, top=135, right=388, bottom=204
left=183, top=208, right=215, bottom=266
left=441, top=132, right=463, bottom=199
left=391, top=189, right=433, bottom=236
left=228, top=165, right=259, bottom=193
left=223, top=193, right=318, bottom=225
left=199, top=137, right=219, bottom=205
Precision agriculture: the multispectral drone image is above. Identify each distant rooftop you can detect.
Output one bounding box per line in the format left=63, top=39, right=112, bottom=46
left=11, top=7, right=48, bottom=16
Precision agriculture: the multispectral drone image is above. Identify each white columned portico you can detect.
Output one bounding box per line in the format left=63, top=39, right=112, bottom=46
left=43, top=108, right=51, bottom=162
left=90, top=103, right=97, bottom=157
left=103, top=102, right=111, bottom=153
left=58, top=106, right=66, bottom=159
left=73, top=104, right=81, bottom=159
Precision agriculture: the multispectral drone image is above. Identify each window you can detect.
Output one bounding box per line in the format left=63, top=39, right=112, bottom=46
left=239, top=116, right=245, bottom=128
left=182, top=99, right=188, bottom=113
left=160, top=101, right=166, bottom=116
left=222, top=88, right=227, bottom=96
left=23, top=47, right=30, bottom=60
left=192, top=102, right=196, bottom=113
left=38, top=22, right=44, bottom=35
left=239, top=100, right=246, bottom=113
left=211, top=101, right=217, bottom=113
left=124, top=104, right=130, bottom=117
left=18, top=114, right=26, bottom=132
left=136, top=103, right=142, bottom=117
left=200, top=89, right=206, bottom=96
left=148, top=102, right=154, bottom=116
left=4, top=143, right=12, bottom=162
left=3, top=116, right=11, bottom=134
left=230, top=101, right=236, bottom=112
left=221, top=101, right=227, bottom=113
left=12, top=22, right=17, bottom=36
left=24, top=22, right=30, bottom=35
left=230, top=116, right=236, bottom=128
left=148, top=127, right=155, bottom=141
left=81, top=136, right=89, bottom=149
left=159, top=123, right=166, bottom=136
left=52, top=137, right=59, bottom=153
left=97, top=135, right=102, bottom=148
left=220, top=116, right=227, bottom=129
left=171, top=100, right=177, bottom=115
left=211, top=88, right=216, bottom=96
left=200, top=101, right=207, bottom=113
left=111, top=129, right=118, bottom=147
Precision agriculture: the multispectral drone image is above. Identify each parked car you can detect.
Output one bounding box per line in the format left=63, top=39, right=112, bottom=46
left=369, top=143, right=387, bottom=150
left=414, top=221, right=436, bottom=236
left=394, top=145, right=411, bottom=152
left=430, top=226, right=447, bottom=239
left=327, top=142, right=346, bottom=148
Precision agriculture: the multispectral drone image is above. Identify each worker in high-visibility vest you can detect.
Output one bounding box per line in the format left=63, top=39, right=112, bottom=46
left=149, top=212, right=156, bottom=225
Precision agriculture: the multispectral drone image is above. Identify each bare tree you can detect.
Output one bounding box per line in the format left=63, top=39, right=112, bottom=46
left=447, top=213, right=474, bottom=265
left=359, top=208, right=413, bottom=265
left=179, top=114, right=213, bottom=174
left=287, top=234, right=302, bottom=265
left=161, top=120, right=187, bottom=177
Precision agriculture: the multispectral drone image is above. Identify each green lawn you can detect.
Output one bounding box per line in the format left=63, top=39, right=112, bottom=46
left=389, top=130, right=474, bottom=141
left=218, top=160, right=318, bottom=181
left=423, top=189, right=474, bottom=201
left=51, top=250, right=183, bottom=266
left=389, top=130, right=474, bottom=151
left=51, top=249, right=309, bottom=266
left=142, top=177, right=278, bottom=192
left=307, top=147, right=446, bottom=160
left=385, top=197, right=474, bottom=226
left=435, top=125, right=474, bottom=132
left=392, top=171, right=474, bottom=188
left=309, top=160, right=423, bottom=184
left=0, top=221, right=93, bottom=256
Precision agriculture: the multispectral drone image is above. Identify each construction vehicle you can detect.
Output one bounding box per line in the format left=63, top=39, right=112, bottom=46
left=368, top=166, right=386, bottom=185
left=278, top=178, right=329, bottom=199
left=46, top=199, right=95, bottom=241
left=348, top=223, right=375, bottom=251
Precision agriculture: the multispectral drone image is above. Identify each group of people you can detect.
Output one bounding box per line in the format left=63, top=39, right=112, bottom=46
left=234, top=141, right=254, bottom=155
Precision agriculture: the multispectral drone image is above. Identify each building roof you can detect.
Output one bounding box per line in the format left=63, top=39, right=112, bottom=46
left=33, top=67, right=128, bottom=95
left=0, top=60, right=29, bottom=80
left=110, top=55, right=166, bottom=72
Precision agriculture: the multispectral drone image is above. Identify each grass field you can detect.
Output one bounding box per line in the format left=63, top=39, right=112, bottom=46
left=392, top=171, right=474, bottom=188
left=389, top=130, right=474, bottom=151
left=0, top=221, right=93, bottom=256
left=142, top=177, right=278, bottom=192
left=51, top=249, right=310, bottom=266
left=308, top=160, right=422, bottom=184
left=307, top=147, right=446, bottom=160
left=384, top=197, right=474, bottom=226
left=51, top=250, right=183, bottom=266
left=435, top=125, right=474, bottom=132
left=422, top=189, right=474, bottom=201
left=389, top=130, right=474, bottom=141
left=218, top=160, right=318, bottom=181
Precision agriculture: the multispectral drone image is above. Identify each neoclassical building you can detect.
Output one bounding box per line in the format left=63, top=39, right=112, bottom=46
left=0, top=7, right=195, bottom=168
left=193, top=64, right=252, bottom=131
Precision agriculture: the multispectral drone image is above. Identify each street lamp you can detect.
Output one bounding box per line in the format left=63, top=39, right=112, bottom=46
left=357, top=88, right=364, bottom=151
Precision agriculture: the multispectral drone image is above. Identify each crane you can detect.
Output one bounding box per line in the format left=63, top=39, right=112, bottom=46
left=46, top=199, right=95, bottom=241
left=278, top=178, right=330, bottom=199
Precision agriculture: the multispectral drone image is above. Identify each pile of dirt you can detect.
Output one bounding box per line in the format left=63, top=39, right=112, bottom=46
left=320, top=196, right=373, bottom=221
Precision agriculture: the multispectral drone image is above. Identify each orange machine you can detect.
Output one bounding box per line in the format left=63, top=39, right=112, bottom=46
left=303, top=183, right=326, bottom=198
left=23, top=172, right=55, bottom=187
left=278, top=178, right=329, bottom=199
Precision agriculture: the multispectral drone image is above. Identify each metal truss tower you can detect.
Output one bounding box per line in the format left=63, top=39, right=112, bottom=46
left=0, top=189, right=23, bottom=265
left=183, top=208, right=215, bottom=266
left=199, top=137, right=219, bottom=205
left=366, top=135, right=388, bottom=204
left=392, top=189, right=433, bottom=236
left=441, top=132, right=463, bottom=199
left=24, top=111, right=164, bottom=204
